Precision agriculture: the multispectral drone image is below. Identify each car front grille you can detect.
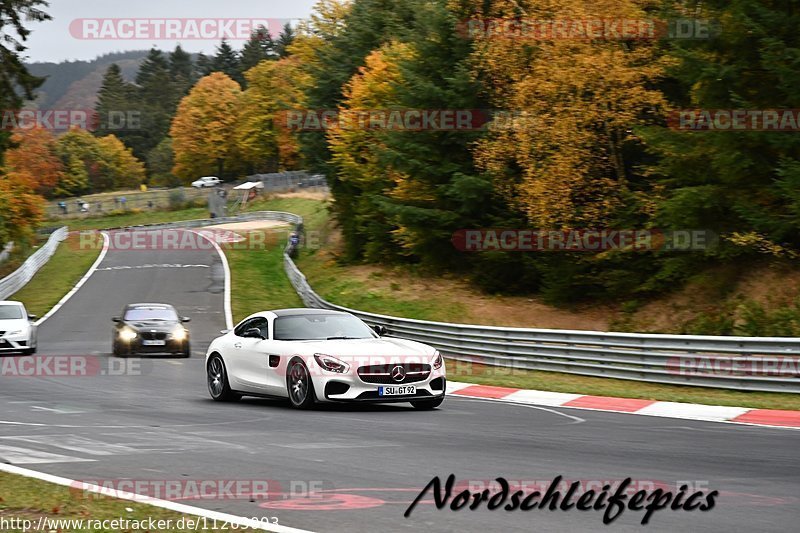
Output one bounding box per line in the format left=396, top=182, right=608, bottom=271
left=358, top=363, right=431, bottom=384
left=140, top=331, right=167, bottom=341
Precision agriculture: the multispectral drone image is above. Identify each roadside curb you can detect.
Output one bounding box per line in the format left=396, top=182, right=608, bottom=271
left=446, top=381, right=800, bottom=429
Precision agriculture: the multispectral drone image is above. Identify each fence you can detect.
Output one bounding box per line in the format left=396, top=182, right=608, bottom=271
left=247, top=171, right=328, bottom=192
left=0, top=227, right=68, bottom=300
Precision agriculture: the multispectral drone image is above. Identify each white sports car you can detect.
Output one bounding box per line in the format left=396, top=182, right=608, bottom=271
left=205, top=309, right=446, bottom=409
left=0, top=301, right=38, bottom=355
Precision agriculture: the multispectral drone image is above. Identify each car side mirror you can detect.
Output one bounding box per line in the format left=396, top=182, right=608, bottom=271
left=112, top=317, right=121, bottom=323
left=371, top=325, right=388, bottom=337
left=28, top=314, right=37, bottom=321
left=181, top=317, right=191, bottom=323
left=244, top=328, right=264, bottom=340
left=220, top=329, right=231, bottom=335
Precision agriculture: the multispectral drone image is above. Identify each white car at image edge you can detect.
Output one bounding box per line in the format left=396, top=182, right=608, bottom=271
left=205, top=308, right=446, bottom=409
left=191, top=176, right=222, bottom=188
left=0, top=301, right=38, bottom=355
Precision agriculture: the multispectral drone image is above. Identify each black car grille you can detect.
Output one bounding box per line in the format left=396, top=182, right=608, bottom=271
left=140, top=331, right=168, bottom=341
left=358, top=363, right=431, bottom=384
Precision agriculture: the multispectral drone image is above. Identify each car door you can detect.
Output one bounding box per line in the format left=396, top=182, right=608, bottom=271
left=226, top=317, right=272, bottom=393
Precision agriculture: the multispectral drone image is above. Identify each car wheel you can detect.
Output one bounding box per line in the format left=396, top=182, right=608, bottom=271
left=207, top=354, right=240, bottom=402
left=287, top=359, right=316, bottom=409
left=411, top=396, right=445, bottom=410
left=180, top=342, right=191, bottom=358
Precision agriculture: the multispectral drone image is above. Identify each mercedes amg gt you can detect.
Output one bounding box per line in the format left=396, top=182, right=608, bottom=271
left=205, top=308, right=446, bottom=409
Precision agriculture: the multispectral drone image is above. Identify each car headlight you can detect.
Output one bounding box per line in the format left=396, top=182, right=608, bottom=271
left=314, top=354, right=350, bottom=374
left=119, top=327, right=137, bottom=341
left=5, top=329, right=23, bottom=336
left=432, top=350, right=443, bottom=370
left=171, top=328, right=187, bottom=341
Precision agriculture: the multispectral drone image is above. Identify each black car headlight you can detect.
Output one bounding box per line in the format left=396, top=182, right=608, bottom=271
left=432, top=350, right=443, bottom=370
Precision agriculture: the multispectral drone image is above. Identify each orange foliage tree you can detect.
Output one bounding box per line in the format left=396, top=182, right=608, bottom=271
left=3, top=127, right=63, bottom=197
left=170, top=72, right=243, bottom=181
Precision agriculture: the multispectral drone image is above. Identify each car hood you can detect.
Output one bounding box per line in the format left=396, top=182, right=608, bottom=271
left=125, top=321, right=179, bottom=332
left=0, top=318, right=29, bottom=332
left=284, top=337, right=436, bottom=360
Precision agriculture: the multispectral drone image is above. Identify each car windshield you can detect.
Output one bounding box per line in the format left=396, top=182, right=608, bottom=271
left=0, top=305, right=24, bottom=320
left=124, top=307, right=178, bottom=321
left=274, top=314, right=375, bottom=341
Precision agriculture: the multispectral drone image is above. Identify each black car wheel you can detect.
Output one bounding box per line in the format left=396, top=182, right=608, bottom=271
left=287, top=359, right=316, bottom=409
left=180, top=342, right=191, bottom=358
left=207, top=354, right=240, bottom=402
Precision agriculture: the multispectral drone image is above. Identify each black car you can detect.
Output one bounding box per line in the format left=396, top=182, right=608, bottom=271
left=112, top=303, right=191, bottom=357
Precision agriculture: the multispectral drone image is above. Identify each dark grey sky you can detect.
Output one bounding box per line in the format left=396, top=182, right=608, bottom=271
left=23, top=0, right=319, bottom=63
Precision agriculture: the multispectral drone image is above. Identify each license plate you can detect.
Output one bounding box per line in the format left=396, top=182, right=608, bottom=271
left=379, top=385, right=416, bottom=396
left=142, top=340, right=166, bottom=346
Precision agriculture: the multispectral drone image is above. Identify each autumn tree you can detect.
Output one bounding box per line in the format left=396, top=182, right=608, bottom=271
left=55, top=128, right=144, bottom=194
left=170, top=73, right=243, bottom=180
left=3, top=127, right=63, bottom=196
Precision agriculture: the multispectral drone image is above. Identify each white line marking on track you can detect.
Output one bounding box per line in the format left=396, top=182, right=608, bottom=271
left=0, top=463, right=314, bottom=533
left=0, top=445, right=95, bottom=464
left=35, top=231, right=110, bottom=326
left=0, top=435, right=137, bottom=456
left=452, top=396, right=586, bottom=425
left=189, top=229, right=233, bottom=330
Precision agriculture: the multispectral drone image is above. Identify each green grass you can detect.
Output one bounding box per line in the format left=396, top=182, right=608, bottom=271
left=61, top=206, right=212, bottom=231
left=0, top=472, right=265, bottom=532
left=10, top=233, right=101, bottom=317
left=224, top=198, right=329, bottom=322
left=447, top=361, right=800, bottom=410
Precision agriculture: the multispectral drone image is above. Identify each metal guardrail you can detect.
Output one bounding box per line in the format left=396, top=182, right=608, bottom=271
left=277, top=214, right=800, bottom=394
left=0, top=227, right=68, bottom=300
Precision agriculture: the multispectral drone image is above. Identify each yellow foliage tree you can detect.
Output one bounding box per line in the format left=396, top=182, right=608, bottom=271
left=472, top=0, right=670, bottom=229
left=170, top=72, right=243, bottom=180
left=238, top=56, right=309, bottom=172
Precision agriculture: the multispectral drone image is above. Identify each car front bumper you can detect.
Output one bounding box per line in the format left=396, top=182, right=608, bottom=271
left=312, top=368, right=447, bottom=403
left=119, top=338, right=188, bottom=355
left=0, top=336, right=30, bottom=353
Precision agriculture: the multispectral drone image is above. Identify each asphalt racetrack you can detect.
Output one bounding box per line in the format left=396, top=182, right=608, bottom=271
left=0, top=229, right=797, bottom=532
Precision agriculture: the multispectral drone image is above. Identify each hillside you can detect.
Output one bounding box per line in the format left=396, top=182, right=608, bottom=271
left=26, top=51, right=149, bottom=110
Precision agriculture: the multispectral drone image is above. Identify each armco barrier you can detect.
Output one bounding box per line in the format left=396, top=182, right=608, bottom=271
left=0, top=227, right=68, bottom=300
left=110, top=212, right=800, bottom=393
